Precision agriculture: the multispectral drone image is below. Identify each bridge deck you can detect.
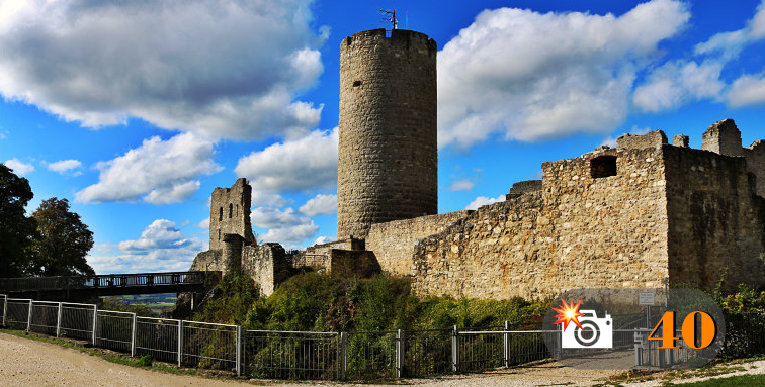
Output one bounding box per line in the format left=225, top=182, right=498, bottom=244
left=0, top=271, right=219, bottom=299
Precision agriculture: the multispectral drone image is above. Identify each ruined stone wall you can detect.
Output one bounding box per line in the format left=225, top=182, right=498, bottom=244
left=337, top=28, right=438, bottom=238
left=747, top=140, right=765, bottom=197
left=242, top=244, right=289, bottom=296
left=701, top=119, right=746, bottom=157
left=411, top=148, right=670, bottom=299
left=617, top=130, right=668, bottom=150
left=209, top=178, right=256, bottom=250
left=366, top=210, right=470, bottom=276
left=664, top=146, right=765, bottom=291
left=189, top=250, right=223, bottom=272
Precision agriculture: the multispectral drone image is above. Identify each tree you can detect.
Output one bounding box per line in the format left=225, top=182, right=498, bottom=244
left=29, top=198, right=95, bottom=276
left=0, top=164, right=37, bottom=277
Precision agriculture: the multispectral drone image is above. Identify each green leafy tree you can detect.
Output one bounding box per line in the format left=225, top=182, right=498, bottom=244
left=29, top=197, right=95, bottom=276
left=0, top=164, right=37, bottom=277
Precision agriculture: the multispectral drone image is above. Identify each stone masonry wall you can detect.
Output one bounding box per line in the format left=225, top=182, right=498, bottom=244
left=410, top=148, right=670, bottom=299
left=242, top=244, right=289, bottom=296
left=664, top=146, right=765, bottom=291
left=209, top=178, right=256, bottom=250
left=337, top=28, right=438, bottom=238
left=366, top=210, right=470, bottom=276
left=617, top=130, right=668, bottom=150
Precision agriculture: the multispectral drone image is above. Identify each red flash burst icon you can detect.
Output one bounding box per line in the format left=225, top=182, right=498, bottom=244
left=552, top=299, right=584, bottom=331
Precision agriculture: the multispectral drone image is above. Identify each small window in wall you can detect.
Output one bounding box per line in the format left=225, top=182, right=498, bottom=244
left=353, top=80, right=362, bottom=87
left=219, top=207, right=223, bottom=221
left=591, top=155, right=617, bottom=179
left=236, top=204, right=239, bottom=216
left=218, top=229, right=221, bottom=240
left=229, top=203, right=233, bottom=218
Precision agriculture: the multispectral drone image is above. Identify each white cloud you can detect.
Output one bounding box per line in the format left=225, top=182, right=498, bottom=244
left=728, top=74, right=765, bottom=107
left=635, top=1, right=765, bottom=110
left=464, top=195, right=506, bottom=210
left=251, top=190, right=287, bottom=207
left=0, top=0, right=325, bottom=140
left=196, top=218, right=210, bottom=229
left=89, top=219, right=203, bottom=274
left=46, top=159, right=82, bottom=174
left=448, top=179, right=475, bottom=192
left=235, top=128, right=337, bottom=192
left=299, top=194, right=337, bottom=216
left=633, top=61, right=724, bottom=111
left=76, top=132, right=221, bottom=204
left=4, top=158, right=34, bottom=175
left=251, top=206, right=318, bottom=247
left=313, top=236, right=335, bottom=245
left=437, top=0, right=689, bottom=148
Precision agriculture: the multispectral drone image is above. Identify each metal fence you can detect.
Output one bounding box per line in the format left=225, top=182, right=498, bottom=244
left=6, top=293, right=717, bottom=381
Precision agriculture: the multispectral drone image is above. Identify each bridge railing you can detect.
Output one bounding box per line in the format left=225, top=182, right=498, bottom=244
left=0, top=271, right=209, bottom=292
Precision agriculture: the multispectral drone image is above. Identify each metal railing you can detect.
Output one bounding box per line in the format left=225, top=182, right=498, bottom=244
left=6, top=293, right=711, bottom=380
left=0, top=271, right=208, bottom=292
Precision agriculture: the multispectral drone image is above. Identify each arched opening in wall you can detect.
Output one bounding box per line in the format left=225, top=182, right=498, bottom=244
left=229, top=203, right=233, bottom=218
left=219, top=207, right=223, bottom=221
left=591, top=155, right=617, bottom=179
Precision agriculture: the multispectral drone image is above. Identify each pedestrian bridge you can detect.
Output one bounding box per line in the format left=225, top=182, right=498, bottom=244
left=0, top=271, right=219, bottom=300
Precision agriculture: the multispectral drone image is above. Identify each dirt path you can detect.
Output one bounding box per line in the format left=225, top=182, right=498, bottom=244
left=2, top=331, right=763, bottom=386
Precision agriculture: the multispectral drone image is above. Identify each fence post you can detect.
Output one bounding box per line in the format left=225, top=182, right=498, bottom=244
left=56, top=302, right=63, bottom=337
left=26, top=299, right=32, bottom=331
left=503, top=320, right=510, bottom=368
left=131, top=313, right=137, bottom=358
left=92, top=304, right=97, bottom=345
left=396, top=329, right=405, bottom=378
left=236, top=325, right=242, bottom=377
left=339, top=331, right=348, bottom=380
left=451, top=325, right=459, bottom=373
left=178, top=320, right=184, bottom=367
left=3, top=295, right=7, bottom=327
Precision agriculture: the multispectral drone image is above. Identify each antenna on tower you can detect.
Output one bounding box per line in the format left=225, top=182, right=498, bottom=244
left=379, top=9, right=397, bottom=30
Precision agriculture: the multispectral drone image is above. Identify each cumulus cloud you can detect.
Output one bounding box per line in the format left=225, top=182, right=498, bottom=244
left=76, top=132, right=221, bottom=204
left=46, top=159, right=82, bottom=175
left=251, top=206, right=319, bottom=247
left=0, top=0, right=325, bottom=140
left=251, top=190, right=287, bottom=207
left=3, top=158, right=34, bottom=175
left=635, top=0, right=765, bottom=110
left=235, top=128, right=337, bottom=192
left=314, top=236, right=335, bottom=245
left=437, top=0, right=689, bottom=148
left=196, top=218, right=210, bottom=229
left=464, top=195, right=506, bottom=210
left=448, top=179, right=475, bottom=192
left=299, top=194, right=337, bottom=216
left=88, top=219, right=203, bottom=273
left=633, top=61, right=725, bottom=111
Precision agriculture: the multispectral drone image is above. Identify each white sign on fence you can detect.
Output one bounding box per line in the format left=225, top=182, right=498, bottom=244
left=639, top=292, right=655, bottom=306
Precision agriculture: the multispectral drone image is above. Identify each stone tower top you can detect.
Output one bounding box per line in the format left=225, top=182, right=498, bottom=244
left=209, top=178, right=256, bottom=251
left=701, top=118, right=744, bottom=157
left=337, top=28, right=438, bottom=238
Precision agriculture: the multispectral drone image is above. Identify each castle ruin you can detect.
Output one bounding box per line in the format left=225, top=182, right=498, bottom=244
left=189, top=28, right=765, bottom=298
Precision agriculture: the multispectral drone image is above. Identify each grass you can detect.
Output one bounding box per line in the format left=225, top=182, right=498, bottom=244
left=671, top=373, right=765, bottom=386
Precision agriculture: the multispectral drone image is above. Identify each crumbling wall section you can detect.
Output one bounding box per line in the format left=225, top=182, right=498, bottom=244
left=242, top=244, right=289, bottom=296
left=189, top=250, right=223, bottom=272
left=664, top=146, right=765, bottom=291
left=617, top=130, right=668, bottom=150
left=366, top=210, right=471, bottom=276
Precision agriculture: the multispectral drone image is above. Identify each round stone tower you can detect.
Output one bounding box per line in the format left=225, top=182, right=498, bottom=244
left=337, top=28, right=438, bottom=238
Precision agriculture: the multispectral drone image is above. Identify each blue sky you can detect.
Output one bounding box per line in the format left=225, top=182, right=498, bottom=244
left=2, top=0, right=765, bottom=274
